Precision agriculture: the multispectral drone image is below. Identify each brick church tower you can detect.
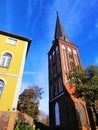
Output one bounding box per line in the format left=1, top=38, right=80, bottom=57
left=48, top=13, right=90, bottom=130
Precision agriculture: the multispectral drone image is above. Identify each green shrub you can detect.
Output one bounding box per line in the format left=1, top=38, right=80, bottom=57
left=14, top=125, right=19, bottom=130
left=14, top=124, right=36, bottom=130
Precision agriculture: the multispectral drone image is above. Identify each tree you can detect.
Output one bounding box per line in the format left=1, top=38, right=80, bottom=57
left=38, top=111, right=49, bottom=126
left=17, top=86, right=43, bottom=120
left=68, top=65, right=98, bottom=128
left=68, top=64, right=98, bottom=105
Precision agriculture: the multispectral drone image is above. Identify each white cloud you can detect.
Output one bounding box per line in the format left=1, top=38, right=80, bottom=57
left=90, top=0, right=97, bottom=7
left=21, top=71, right=49, bottom=114
left=26, top=0, right=32, bottom=27
left=33, top=70, right=48, bottom=90
left=95, top=57, right=98, bottom=65
left=39, top=97, right=49, bottom=114
left=26, top=0, right=44, bottom=31
left=6, top=0, right=12, bottom=30
left=96, top=24, right=98, bottom=28
left=20, top=81, right=30, bottom=93
left=32, top=0, right=43, bottom=32
left=95, top=18, right=98, bottom=28
left=46, top=0, right=88, bottom=39
left=23, top=71, right=38, bottom=75
left=23, top=69, right=48, bottom=96
left=26, top=0, right=39, bottom=27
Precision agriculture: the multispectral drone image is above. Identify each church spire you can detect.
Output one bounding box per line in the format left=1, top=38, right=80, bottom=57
left=54, top=12, right=70, bottom=42
left=54, top=12, right=66, bottom=40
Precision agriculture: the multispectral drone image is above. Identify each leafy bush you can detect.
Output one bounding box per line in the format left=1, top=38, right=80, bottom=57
left=14, top=124, right=35, bottom=130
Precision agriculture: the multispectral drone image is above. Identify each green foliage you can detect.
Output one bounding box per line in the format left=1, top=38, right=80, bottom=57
left=68, top=65, right=86, bottom=85
left=68, top=65, right=98, bottom=105
left=17, top=86, right=43, bottom=120
left=38, top=111, right=49, bottom=126
left=14, top=124, right=35, bottom=130
left=14, top=125, right=19, bottom=130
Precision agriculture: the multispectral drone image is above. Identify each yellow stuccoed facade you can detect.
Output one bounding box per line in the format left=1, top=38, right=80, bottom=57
left=0, top=31, right=31, bottom=111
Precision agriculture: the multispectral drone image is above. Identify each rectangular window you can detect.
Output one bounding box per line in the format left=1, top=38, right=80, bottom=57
left=6, top=38, right=17, bottom=46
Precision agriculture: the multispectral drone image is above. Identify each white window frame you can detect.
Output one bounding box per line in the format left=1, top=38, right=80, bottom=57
left=0, top=80, right=4, bottom=97
left=0, top=53, right=12, bottom=68
left=6, top=37, right=17, bottom=46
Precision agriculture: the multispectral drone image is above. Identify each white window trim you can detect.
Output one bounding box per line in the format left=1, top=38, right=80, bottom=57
left=68, top=47, right=71, bottom=52
left=6, top=37, right=18, bottom=46
left=0, top=52, right=13, bottom=68
left=0, top=79, right=6, bottom=97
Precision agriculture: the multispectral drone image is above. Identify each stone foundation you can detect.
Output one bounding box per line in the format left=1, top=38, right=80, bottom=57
left=0, top=111, right=33, bottom=130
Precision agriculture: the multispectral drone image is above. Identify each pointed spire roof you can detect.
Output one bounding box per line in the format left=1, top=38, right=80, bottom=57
left=54, top=12, right=70, bottom=42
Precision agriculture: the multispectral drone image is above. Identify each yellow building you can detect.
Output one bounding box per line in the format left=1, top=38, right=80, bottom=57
left=0, top=30, right=31, bottom=111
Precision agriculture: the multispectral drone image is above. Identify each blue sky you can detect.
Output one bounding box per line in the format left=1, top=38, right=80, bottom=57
left=0, top=0, right=98, bottom=114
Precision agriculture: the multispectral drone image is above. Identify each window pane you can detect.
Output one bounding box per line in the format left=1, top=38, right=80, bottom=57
left=0, top=80, right=4, bottom=97
left=0, top=87, right=3, bottom=96
left=0, top=53, right=12, bottom=68
left=55, top=102, right=60, bottom=125
left=4, top=57, right=11, bottom=67
left=0, top=57, right=5, bottom=66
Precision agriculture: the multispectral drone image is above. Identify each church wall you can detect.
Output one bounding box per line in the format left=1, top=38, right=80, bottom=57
left=49, top=93, right=79, bottom=129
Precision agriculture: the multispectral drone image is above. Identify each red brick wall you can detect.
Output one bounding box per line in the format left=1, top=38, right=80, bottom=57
left=0, top=112, right=10, bottom=130
left=0, top=111, right=33, bottom=130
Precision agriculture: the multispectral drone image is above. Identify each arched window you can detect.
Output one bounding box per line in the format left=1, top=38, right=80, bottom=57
left=0, top=79, right=4, bottom=97
left=55, top=102, right=60, bottom=125
left=0, top=53, right=12, bottom=68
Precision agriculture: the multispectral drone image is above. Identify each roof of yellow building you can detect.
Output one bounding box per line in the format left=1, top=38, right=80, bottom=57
left=0, top=30, right=32, bottom=54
